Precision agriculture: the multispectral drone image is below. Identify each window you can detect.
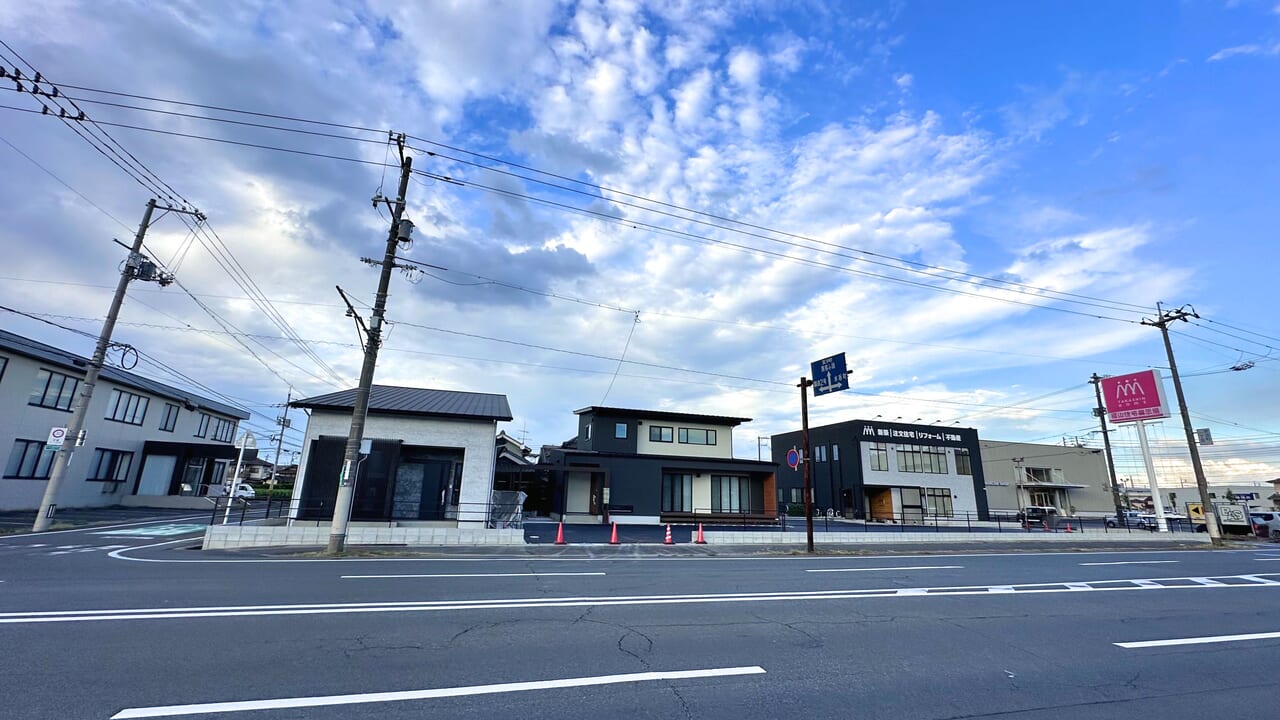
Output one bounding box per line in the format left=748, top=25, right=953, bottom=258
left=1023, top=467, right=1064, bottom=484
left=584, top=423, right=591, bottom=440
left=615, top=422, right=627, bottom=439
left=869, top=442, right=889, bottom=471
left=0, top=356, right=8, bottom=383
left=649, top=425, right=673, bottom=443
left=5, top=439, right=54, bottom=479
left=159, top=403, right=180, bottom=432
left=87, top=448, right=133, bottom=483
left=712, top=475, right=755, bottom=513
left=832, top=444, right=839, bottom=462
left=29, top=369, right=80, bottom=411
left=194, top=413, right=211, bottom=438
left=790, top=488, right=803, bottom=503
left=955, top=448, right=972, bottom=475
left=896, top=444, right=948, bottom=474
left=105, top=388, right=149, bottom=425
left=661, top=472, right=693, bottom=512
left=677, top=427, right=716, bottom=445
left=210, top=417, right=236, bottom=443
left=925, top=488, right=954, bottom=517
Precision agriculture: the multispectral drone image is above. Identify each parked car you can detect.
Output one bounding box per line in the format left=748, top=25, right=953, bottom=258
left=1016, top=506, right=1058, bottom=524
left=209, top=482, right=256, bottom=499
left=1106, top=510, right=1143, bottom=528
left=1251, top=511, right=1280, bottom=537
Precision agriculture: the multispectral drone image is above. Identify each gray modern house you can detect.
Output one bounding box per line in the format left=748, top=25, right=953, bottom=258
left=289, top=385, right=513, bottom=527
left=772, top=418, right=990, bottom=522
left=540, top=406, right=778, bottom=525
left=0, top=329, right=249, bottom=511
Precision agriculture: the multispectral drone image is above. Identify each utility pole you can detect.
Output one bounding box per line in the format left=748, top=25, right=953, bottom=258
left=327, top=137, right=413, bottom=554
left=271, top=390, right=292, bottom=488
left=1143, top=303, right=1222, bottom=546
left=33, top=199, right=202, bottom=532
left=799, top=377, right=815, bottom=554
left=1090, top=373, right=1124, bottom=523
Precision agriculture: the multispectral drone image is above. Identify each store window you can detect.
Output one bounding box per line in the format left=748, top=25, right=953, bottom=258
left=896, top=444, right=948, bottom=474
left=869, top=442, right=889, bottom=471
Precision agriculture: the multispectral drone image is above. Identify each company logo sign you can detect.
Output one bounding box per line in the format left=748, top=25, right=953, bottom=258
left=1101, top=370, right=1170, bottom=423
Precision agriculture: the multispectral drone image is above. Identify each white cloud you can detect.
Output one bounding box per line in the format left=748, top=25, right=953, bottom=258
left=727, top=47, right=764, bottom=87
left=1207, top=42, right=1280, bottom=62
left=895, top=72, right=913, bottom=89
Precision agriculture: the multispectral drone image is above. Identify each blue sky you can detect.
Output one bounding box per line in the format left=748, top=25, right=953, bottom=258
left=0, top=0, right=1277, bottom=487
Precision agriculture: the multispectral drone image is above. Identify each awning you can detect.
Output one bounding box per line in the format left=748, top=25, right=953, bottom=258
left=1017, top=482, right=1088, bottom=489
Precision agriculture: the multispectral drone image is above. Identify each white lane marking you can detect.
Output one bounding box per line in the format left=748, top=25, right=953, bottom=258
left=95, top=524, right=209, bottom=538
left=1079, top=560, right=1180, bottom=566
left=1117, top=631, right=1280, bottom=649
left=341, top=572, right=607, bottom=579
left=107, top=542, right=1233, bottom=564
left=9, top=574, right=1279, bottom=625
left=806, top=565, right=963, bottom=573
left=112, top=666, right=767, bottom=718
left=1255, top=558, right=1280, bottom=561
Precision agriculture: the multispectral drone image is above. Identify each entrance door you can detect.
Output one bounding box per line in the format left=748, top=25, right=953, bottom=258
left=868, top=488, right=894, bottom=521
left=900, top=487, right=925, bottom=525
left=391, top=460, right=450, bottom=521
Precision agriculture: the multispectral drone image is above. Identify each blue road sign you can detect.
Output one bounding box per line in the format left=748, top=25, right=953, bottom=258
left=811, top=353, right=849, bottom=396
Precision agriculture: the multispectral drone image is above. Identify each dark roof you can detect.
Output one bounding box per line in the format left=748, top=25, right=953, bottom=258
left=292, top=385, right=513, bottom=421
left=0, top=328, right=249, bottom=419
left=574, top=405, right=751, bottom=426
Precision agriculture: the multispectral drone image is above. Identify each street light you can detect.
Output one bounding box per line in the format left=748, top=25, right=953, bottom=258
left=223, top=430, right=256, bottom=525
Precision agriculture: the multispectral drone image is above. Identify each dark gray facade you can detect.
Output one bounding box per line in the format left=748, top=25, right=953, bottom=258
left=772, top=419, right=989, bottom=522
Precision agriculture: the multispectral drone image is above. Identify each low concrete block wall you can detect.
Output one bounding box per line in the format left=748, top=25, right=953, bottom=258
left=703, top=531, right=1212, bottom=545
left=203, top=525, right=524, bottom=550
left=121, top=495, right=217, bottom=510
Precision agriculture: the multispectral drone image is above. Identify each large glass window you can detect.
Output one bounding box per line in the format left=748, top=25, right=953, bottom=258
left=615, top=422, right=627, bottom=439
left=1024, top=467, right=1065, bottom=484
left=661, top=472, right=693, bottom=512
left=649, top=425, right=673, bottom=443
left=869, top=442, right=889, bottom=471
left=677, top=427, right=716, bottom=445
left=105, top=388, right=149, bottom=425
left=194, top=413, right=211, bottom=438
left=5, top=439, right=54, bottom=479
left=159, top=403, right=180, bottom=432
left=955, top=448, right=972, bottom=475
left=896, top=444, right=948, bottom=474
left=711, top=475, right=754, bottom=513
left=87, top=448, right=133, bottom=483
left=29, top=369, right=80, bottom=411
left=925, top=488, right=954, bottom=517
left=210, top=417, right=236, bottom=443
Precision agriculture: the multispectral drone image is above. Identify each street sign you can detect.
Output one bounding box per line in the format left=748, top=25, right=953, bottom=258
left=47, top=427, right=67, bottom=448
left=1215, top=503, right=1249, bottom=526
left=1100, top=370, right=1170, bottom=423
left=810, top=353, right=849, bottom=396
left=786, top=447, right=801, bottom=470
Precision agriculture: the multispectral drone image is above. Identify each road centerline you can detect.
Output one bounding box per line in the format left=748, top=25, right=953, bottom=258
left=1116, top=631, right=1280, bottom=649
left=340, top=572, right=607, bottom=579
left=806, top=565, right=963, bottom=573
left=110, top=666, right=768, bottom=718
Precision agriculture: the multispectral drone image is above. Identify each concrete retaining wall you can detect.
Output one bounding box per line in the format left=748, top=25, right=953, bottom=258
left=121, top=496, right=216, bottom=510
left=703, top=531, right=1212, bottom=545
left=203, top=524, right=524, bottom=550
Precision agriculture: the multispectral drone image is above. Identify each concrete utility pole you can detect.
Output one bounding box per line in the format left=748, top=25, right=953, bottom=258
left=33, top=199, right=203, bottom=532
left=1143, top=303, right=1222, bottom=546
left=327, top=138, right=413, bottom=554
left=1089, top=373, right=1124, bottom=523
left=798, top=377, right=815, bottom=554
left=271, top=389, right=291, bottom=488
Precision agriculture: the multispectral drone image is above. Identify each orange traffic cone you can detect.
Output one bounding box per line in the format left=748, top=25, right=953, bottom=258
left=609, top=522, right=619, bottom=545
left=664, top=524, right=674, bottom=544
left=694, top=523, right=706, bottom=544
left=1064, top=521, right=1073, bottom=533
left=554, top=522, right=566, bottom=545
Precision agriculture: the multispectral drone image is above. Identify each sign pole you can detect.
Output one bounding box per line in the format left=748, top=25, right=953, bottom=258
left=799, top=377, right=815, bottom=553
left=1135, top=419, right=1168, bottom=532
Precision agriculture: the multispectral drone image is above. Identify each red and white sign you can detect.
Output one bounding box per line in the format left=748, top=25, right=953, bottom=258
left=1101, top=370, right=1170, bottom=423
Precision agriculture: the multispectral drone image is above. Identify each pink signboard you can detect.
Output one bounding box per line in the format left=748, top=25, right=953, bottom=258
left=1101, top=369, right=1170, bottom=423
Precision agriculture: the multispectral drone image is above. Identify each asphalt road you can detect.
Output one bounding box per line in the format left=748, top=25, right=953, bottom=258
left=2, top=519, right=1279, bottom=719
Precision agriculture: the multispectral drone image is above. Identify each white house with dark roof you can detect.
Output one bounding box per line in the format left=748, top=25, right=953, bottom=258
left=0, top=328, right=249, bottom=512
left=289, top=384, right=513, bottom=528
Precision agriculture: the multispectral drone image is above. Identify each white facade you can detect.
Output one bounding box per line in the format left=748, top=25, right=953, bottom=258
left=291, top=409, right=499, bottom=527
left=858, top=440, right=980, bottom=517
left=635, top=421, right=735, bottom=459
left=0, top=342, right=243, bottom=511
